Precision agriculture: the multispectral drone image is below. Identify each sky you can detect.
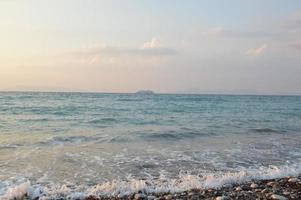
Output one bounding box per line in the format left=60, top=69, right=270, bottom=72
left=0, top=0, right=301, bottom=94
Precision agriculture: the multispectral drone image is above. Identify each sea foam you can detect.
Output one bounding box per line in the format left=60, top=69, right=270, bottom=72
left=1, top=164, right=300, bottom=200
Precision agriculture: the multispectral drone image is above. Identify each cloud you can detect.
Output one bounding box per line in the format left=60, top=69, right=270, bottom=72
left=64, top=38, right=178, bottom=65
left=72, top=46, right=177, bottom=57
left=142, top=37, right=162, bottom=49
left=202, top=27, right=224, bottom=37
left=246, top=44, right=268, bottom=56
left=71, top=38, right=177, bottom=58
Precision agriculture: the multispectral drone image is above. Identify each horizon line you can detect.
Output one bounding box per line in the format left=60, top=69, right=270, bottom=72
left=0, top=90, right=300, bottom=97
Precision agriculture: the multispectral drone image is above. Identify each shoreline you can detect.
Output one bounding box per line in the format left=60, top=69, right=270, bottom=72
left=84, top=175, right=301, bottom=200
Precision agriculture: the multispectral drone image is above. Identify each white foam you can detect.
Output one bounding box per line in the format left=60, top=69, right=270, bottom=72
left=1, top=164, right=300, bottom=200
left=86, top=164, right=301, bottom=196
left=2, top=181, right=30, bottom=200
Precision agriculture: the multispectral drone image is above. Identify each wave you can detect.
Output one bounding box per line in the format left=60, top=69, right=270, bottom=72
left=50, top=136, right=93, bottom=143
left=0, top=135, right=103, bottom=149
left=251, top=128, right=281, bottom=133
left=20, top=118, right=50, bottom=123
left=0, top=144, right=22, bottom=149
left=109, top=129, right=214, bottom=143
left=135, top=131, right=214, bottom=141
left=88, top=118, right=118, bottom=125
left=39, top=135, right=104, bottom=146
left=109, top=135, right=132, bottom=143
left=2, top=164, right=300, bottom=200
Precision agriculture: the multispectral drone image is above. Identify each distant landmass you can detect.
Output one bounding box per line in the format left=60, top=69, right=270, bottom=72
left=135, top=90, right=155, bottom=95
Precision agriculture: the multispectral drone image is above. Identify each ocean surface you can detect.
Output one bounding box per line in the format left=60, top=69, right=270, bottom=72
left=0, top=92, right=301, bottom=199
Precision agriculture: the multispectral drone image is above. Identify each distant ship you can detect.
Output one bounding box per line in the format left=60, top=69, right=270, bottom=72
left=135, top=90, right=155, bottom=95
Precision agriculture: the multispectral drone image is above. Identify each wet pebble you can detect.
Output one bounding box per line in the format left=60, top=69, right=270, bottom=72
left=188, top=192, right=195, bottom=196
left=288, top=178, right=298, bottom=183
left=270, top=194, right=287, bottom=200
left=261, top=188, right=269, bottom=193
left=267, top=181, right=276, bottom=186
left=254, top=189, right=261, bottom=192
left=164, top=194, right=173, bottom=200
left=215, top=196, right=228, bottom=200
left=250, top=183, right=258, bottom=188
left=134, top=193, right=146, bottom=199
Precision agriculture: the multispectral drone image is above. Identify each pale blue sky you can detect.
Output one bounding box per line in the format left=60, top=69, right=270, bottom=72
left=0, top=0, right=301, bottom=94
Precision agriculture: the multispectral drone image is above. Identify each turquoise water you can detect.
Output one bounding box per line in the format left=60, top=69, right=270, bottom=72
left=1, top=92, right=301, bottom=198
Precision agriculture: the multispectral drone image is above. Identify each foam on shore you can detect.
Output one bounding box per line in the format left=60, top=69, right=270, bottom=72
left=1, top=163, right=300, bottom=200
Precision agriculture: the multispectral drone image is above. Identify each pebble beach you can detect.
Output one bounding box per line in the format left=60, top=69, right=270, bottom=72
left=83, top=176, right=301, bottom=200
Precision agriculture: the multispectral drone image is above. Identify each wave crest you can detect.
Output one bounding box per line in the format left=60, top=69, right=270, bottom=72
left=2, top=164, right=300, bottom=200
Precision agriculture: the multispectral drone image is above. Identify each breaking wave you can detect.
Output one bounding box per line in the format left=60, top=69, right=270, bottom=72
left=1, top=164, right=300, bottom=200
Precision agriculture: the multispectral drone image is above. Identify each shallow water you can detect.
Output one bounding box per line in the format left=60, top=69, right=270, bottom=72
left=0, top=92, right=301, bottom=198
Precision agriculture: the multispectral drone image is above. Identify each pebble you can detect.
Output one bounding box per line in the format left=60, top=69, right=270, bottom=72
left=134, top=193, right=146, bottom=199
left=261, top=188, right=269, bottom=193
left=270, top=194, right=287, bottom=200
left=208, top=189, right=214, bottom=192
left=216, top=196, right=228, bottom=200
left=288, top=178, right=298, bottom=183
left=267, top=181, right=276, bottom=186
left=116, top=176, right=301, bottom=200
left=188, top=192, right=195, bottom=196
left=241, top=185, right=250, bottom=190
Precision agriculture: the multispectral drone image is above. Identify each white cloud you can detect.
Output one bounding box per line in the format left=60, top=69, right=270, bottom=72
left=73, top=46, right=177, bottom=57
left=69, top=38, right=178, bottom=64
left=203, top=27, right=224, bottom=37
left=63, top=39, right=178, bottom=65
left=246, top=44, right=268, bottom=56
left=142, top=37, right=162, bottom=49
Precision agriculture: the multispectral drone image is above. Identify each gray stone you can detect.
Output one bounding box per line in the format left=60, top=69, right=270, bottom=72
left=261, top=188, right=269, bottom=193
left=147, top=195, right=156, bottom=200
left=288, top=178, right=298, bottom=183
left=270, top=194, right=287, bottom=200
left=165, top=194, right=173, bottom=200
left=267, top=181, right=276, bottom=186
left=188, top=192, right=195, bottom=196
left=134, top=193, right=146, bottom=199
left=216, top=196, right=228, bottom=200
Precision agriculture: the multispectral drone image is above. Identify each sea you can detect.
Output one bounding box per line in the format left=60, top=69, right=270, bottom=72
left=0, top=92, right=301, bottom=199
